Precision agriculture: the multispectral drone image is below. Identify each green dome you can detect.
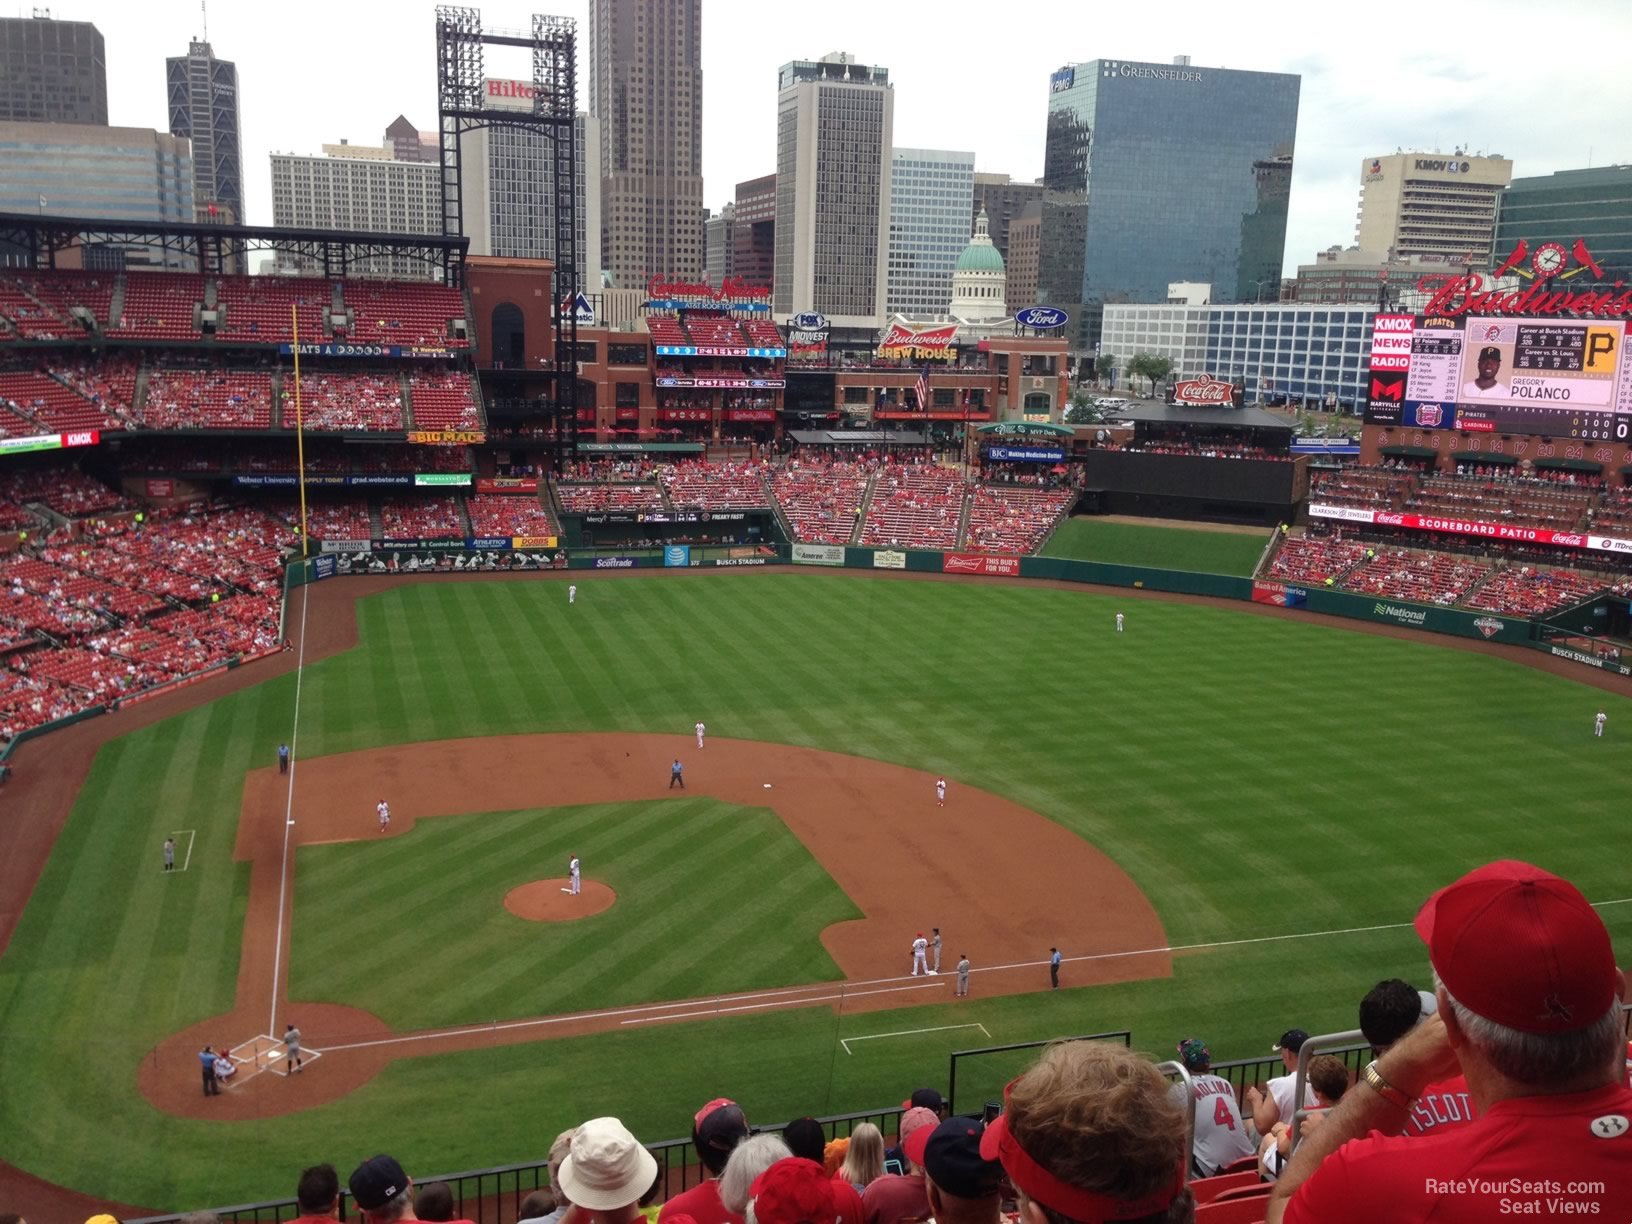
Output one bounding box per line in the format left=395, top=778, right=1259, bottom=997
left=956, top=242, right=1005, bottom=274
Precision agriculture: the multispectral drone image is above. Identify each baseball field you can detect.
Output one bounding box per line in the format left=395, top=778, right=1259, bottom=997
left=2, top=567, right=1629, bottom=1214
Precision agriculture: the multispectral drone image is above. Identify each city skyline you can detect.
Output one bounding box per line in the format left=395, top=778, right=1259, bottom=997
left=36, top=0, right=1632, bottom=282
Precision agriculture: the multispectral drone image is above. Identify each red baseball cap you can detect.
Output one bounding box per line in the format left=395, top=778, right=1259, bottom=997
left=750, top=1158, right=835, bottom=1224
left=1416, top=860, right=1616, bottom=1034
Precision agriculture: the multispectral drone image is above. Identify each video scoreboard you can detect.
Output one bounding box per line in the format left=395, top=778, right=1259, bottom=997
left=1366, top=314, right=1632, bottom=441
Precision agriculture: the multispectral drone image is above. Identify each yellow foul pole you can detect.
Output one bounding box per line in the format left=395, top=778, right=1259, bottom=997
left=291, top=304, right=310, bottom=559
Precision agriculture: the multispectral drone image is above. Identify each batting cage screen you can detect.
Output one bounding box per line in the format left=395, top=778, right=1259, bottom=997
left=946, top=1031, right=1132, bottom=1118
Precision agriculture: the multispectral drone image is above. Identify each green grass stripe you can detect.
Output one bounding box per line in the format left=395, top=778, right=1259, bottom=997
left=1042, top=518, right=1267, bottom=575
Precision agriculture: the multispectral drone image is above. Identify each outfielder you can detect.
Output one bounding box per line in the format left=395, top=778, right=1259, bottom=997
left=1595, top=709, right=1606, bottom=737
left=935, top=776, right=946, bottom=807
left=163, top=837, right=175, bottom=873
left=695, top=720, right=706, bottom=748
left=376, top=799, right=390, bottom=833
left=910, top=932, right=929, bottom=976
left=1116, top=612, right=1125, bottom=633
left=569, top=584, right=577, bottom=604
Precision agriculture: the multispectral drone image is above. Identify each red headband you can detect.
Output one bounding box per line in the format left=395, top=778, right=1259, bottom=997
left=978, top=1084, right=1185, bottom=1223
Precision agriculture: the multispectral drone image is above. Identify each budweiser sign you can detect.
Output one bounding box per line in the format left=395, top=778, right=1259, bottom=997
left=646, top=275, right=770, bottom=301
left=876, top=323, right=958, bottom=360
left=1171, top=376, right=1236, bottom=406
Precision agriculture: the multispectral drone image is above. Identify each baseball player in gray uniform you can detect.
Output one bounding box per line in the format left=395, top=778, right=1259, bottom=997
left=956, top=955, right=971, bottom=997
left=931, top=928, right=943, bottom=973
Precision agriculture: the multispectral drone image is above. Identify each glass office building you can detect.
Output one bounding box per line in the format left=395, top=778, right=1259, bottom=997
left=1041, top=58, right=1300, bottom=353
left=886, top=148, right=975, bottom=317
left=1101, top=302, right=1376, bottom=412
left=1495, top=166, right=1632, bottom=287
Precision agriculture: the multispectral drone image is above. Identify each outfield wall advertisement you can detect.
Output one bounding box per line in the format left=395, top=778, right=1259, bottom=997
left=943, top=553, right=1021, bottom=577
left=793, top=544, right=845, bottom=566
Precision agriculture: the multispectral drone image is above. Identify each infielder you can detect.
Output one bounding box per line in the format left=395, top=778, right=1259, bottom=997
left=1595, top=709, right=1607, bottom=737
left=910, top=932, right=929, bottom=976
left=163, top=837, right=175, bottom=873
left=935, top=776, right=946, bottom=807
left=695, top=720, right=706, bottom=749
left=955, top=954, right=971, bottom=996
left=284, top=1023, right=303, bottom=1074
left=569, top=853, right=581, bottom=896
left=376, top=799, right=390, bottom=833
left=931, top=928, right=943, bottom=973
left=1116, top=612, right=1125, bottom=633
left=569, top=583, right=577, bottom=604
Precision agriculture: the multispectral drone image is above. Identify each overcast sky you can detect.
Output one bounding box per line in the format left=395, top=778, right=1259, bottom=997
left=67, top=0, right=1632, bottom=276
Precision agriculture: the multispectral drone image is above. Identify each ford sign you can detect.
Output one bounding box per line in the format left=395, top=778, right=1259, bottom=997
left=1015, top=306, right=1069, bottom=329
left=791, top=311, right=829, bottom=331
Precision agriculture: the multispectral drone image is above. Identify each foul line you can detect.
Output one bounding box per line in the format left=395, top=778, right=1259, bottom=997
left=622, top=982, right=946, bottom=1027
left=841, top=1022, right=990, bottom=1055
left=267, top=581, right=312, bottom=1038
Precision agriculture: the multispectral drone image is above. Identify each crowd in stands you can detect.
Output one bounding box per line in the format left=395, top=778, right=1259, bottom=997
left=277, top=498, right=374, bottom=543
left=379, top=496, right=465, bottom=540
left=0, top=503, right=290, bottom=741
left=770, top=458, right=872, bottom=545
left=1110, top=440, right=1291, bottom=460
left=0, top=466, right=131, bottom=518
left=1309, top=468, right=1413, bottom=509
left=964, top=486, right=1074, bottom=555
left=0, top=274, right=80, bottom=339
left=662, top=460, right=771, bottom=509
left=1340, top=548, right=1490, bottom=606
left=1407, top=473, right=1596, bottom=531
left=108, top=857, right=1630, bottom=1224
left=555, top=483, right=667, bottom=514
left=408, top=371, right=481, bottom=431
left=1266, top=537, right=1368, bottom=585
left=288, top=373, right=405, bottom=431
left=344, top=281, right=469, bottom=348
left=110, top=273, right=205, bottom=339
left=1465, top=566, right=1605, bottom=617
left=143, top=370, right=274, bottom=430
left=859, top=465, right=966, bottom=550
left=216, top=278, right=331, bottom=343
left=0, top=369, right=125, bottom=432
left=465, top=494, right=559, bottom=540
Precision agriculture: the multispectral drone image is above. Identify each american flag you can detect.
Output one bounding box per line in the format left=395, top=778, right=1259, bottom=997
left=914, top=363, right=931, bottom=413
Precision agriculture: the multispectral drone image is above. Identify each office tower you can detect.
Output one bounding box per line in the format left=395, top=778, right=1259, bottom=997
left=887, top=148, right=975, bottom=317
left=0, top=15, right=107, bottom=125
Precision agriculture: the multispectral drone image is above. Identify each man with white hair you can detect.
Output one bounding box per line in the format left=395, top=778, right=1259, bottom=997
left=1269, top=860, right=1632, bottom=1224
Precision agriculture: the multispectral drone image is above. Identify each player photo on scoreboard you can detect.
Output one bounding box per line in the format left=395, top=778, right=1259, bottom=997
left=1457, top=319, right=1622, bottom=409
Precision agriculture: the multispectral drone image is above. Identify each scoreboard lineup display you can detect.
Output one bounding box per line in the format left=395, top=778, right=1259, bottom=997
left=1366, top=315, right=1632, bottom=441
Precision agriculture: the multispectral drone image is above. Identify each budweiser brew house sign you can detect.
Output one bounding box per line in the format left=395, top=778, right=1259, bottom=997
left=1172, top=376, right=1236, bottom=406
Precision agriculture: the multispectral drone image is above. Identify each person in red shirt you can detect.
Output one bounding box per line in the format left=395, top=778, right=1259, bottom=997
left=1269, top=860, right=1632, bottom=1224
left=658, top=1099, right=750, bottom=1224
left=860, top=1107, right=939, bottom=1224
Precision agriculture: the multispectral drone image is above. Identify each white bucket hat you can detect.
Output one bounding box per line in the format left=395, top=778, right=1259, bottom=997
left=559, top=1117, right=659, bottom=1211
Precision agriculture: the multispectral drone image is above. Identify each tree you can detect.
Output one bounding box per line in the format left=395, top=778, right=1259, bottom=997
left=1094, top=352, right=1118, bottom=382
left=1125, top=353, right=1174, bottom=397
left=1064, top=387, right=1099, bottom=425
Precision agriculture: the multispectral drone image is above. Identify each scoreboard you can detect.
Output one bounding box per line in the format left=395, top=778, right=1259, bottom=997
left=1366, top=314, right=1632, bottom=441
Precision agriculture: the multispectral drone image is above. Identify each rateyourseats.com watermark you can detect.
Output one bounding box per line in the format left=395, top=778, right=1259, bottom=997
left=1425, top=1180, right=1610, bottom=1215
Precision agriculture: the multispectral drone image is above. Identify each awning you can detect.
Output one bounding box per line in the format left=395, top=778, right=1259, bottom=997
left=1534, top=456, right=1604, bottom=472
left=1380, top=445, right=1437, bottom=458
left=1455, top=452, right=1519, bottom=465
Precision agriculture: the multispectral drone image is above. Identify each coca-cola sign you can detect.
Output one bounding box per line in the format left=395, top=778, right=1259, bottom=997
left=1171, top=376, right=1236, bottom=406
left=646, top=275, right=770, bottom=302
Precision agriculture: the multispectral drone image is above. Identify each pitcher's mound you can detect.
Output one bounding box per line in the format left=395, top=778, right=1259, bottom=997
left=505, top=879, right=616, bottom=921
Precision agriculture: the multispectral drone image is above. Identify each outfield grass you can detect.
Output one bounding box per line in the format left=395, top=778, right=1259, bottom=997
left=1041, top=517, right=1268, bottom=575
left=2, top=571, right=1629, bottom=1209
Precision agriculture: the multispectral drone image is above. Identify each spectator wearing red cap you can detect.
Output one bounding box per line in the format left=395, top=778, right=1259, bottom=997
left=977, top=1041, right=1190, bottom=1224
left=861, top=1107, right=939, bottom=1224
left=1269, top=860, right=1632, bottom=1224
left=659, top=1100, right=751, bottom=1224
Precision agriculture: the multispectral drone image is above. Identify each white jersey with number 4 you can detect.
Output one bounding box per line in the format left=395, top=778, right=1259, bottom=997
left=1186, top=1073, right=1255, bottom=1175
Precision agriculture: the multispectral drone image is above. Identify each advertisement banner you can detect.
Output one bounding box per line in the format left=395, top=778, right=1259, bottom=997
left=0, top=429, right=100, bottom=456
left=873, top=550, right=907, bottom=570
left=145, top=478, right=175, bottom=498
left=1171, top=376, right=1238, bottom=406
left=1251, top=580, right=1307, bottom=607
left=408, top=431, right=486, bottom=445
left=414, top=473, right=474, bottom=486
left=653, top=345, right=786, bottom=359
left=312, top=555, right=337, bottom=581
left=656, top=377, right=786, bottom=390
left=711, top=556, right=771, bottom=567
left=329, top=549, right=563, bottom=575
left=1307, top=503, right=1632, bottom=555
left=986, top=446, right=1065, bottom=462
left=476, top=477, right=540, bottom=494
left=875, top=323, right=958, bottom=361
left=512, top=535, right=558, bottom=549
left=279, top=343, right=454, bottom=359
left=593, top=556, right=638, bottom=569
left=793, top=543, right=845, bottom=566
left=664, top=545, right=692, bottom=567
left=942, top=553, right=1021, bottom=577
left=319, top=539, right=373, bottom=553
left=724, top=408, right=776, bottom=422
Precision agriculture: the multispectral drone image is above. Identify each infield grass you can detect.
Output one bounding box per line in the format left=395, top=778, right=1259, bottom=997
left=1041, top=517, right=1268, bottom=575
left=2, top=571, right=1629, bottom=1210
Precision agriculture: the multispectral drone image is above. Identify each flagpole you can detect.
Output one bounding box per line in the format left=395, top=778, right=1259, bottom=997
left=291, top=304, right=310, bottom=559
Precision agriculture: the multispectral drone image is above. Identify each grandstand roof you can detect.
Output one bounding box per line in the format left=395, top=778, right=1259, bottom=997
left=1106, top=402, right=1293, bottom=434
left=0, top=212, right=469, bottom=283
